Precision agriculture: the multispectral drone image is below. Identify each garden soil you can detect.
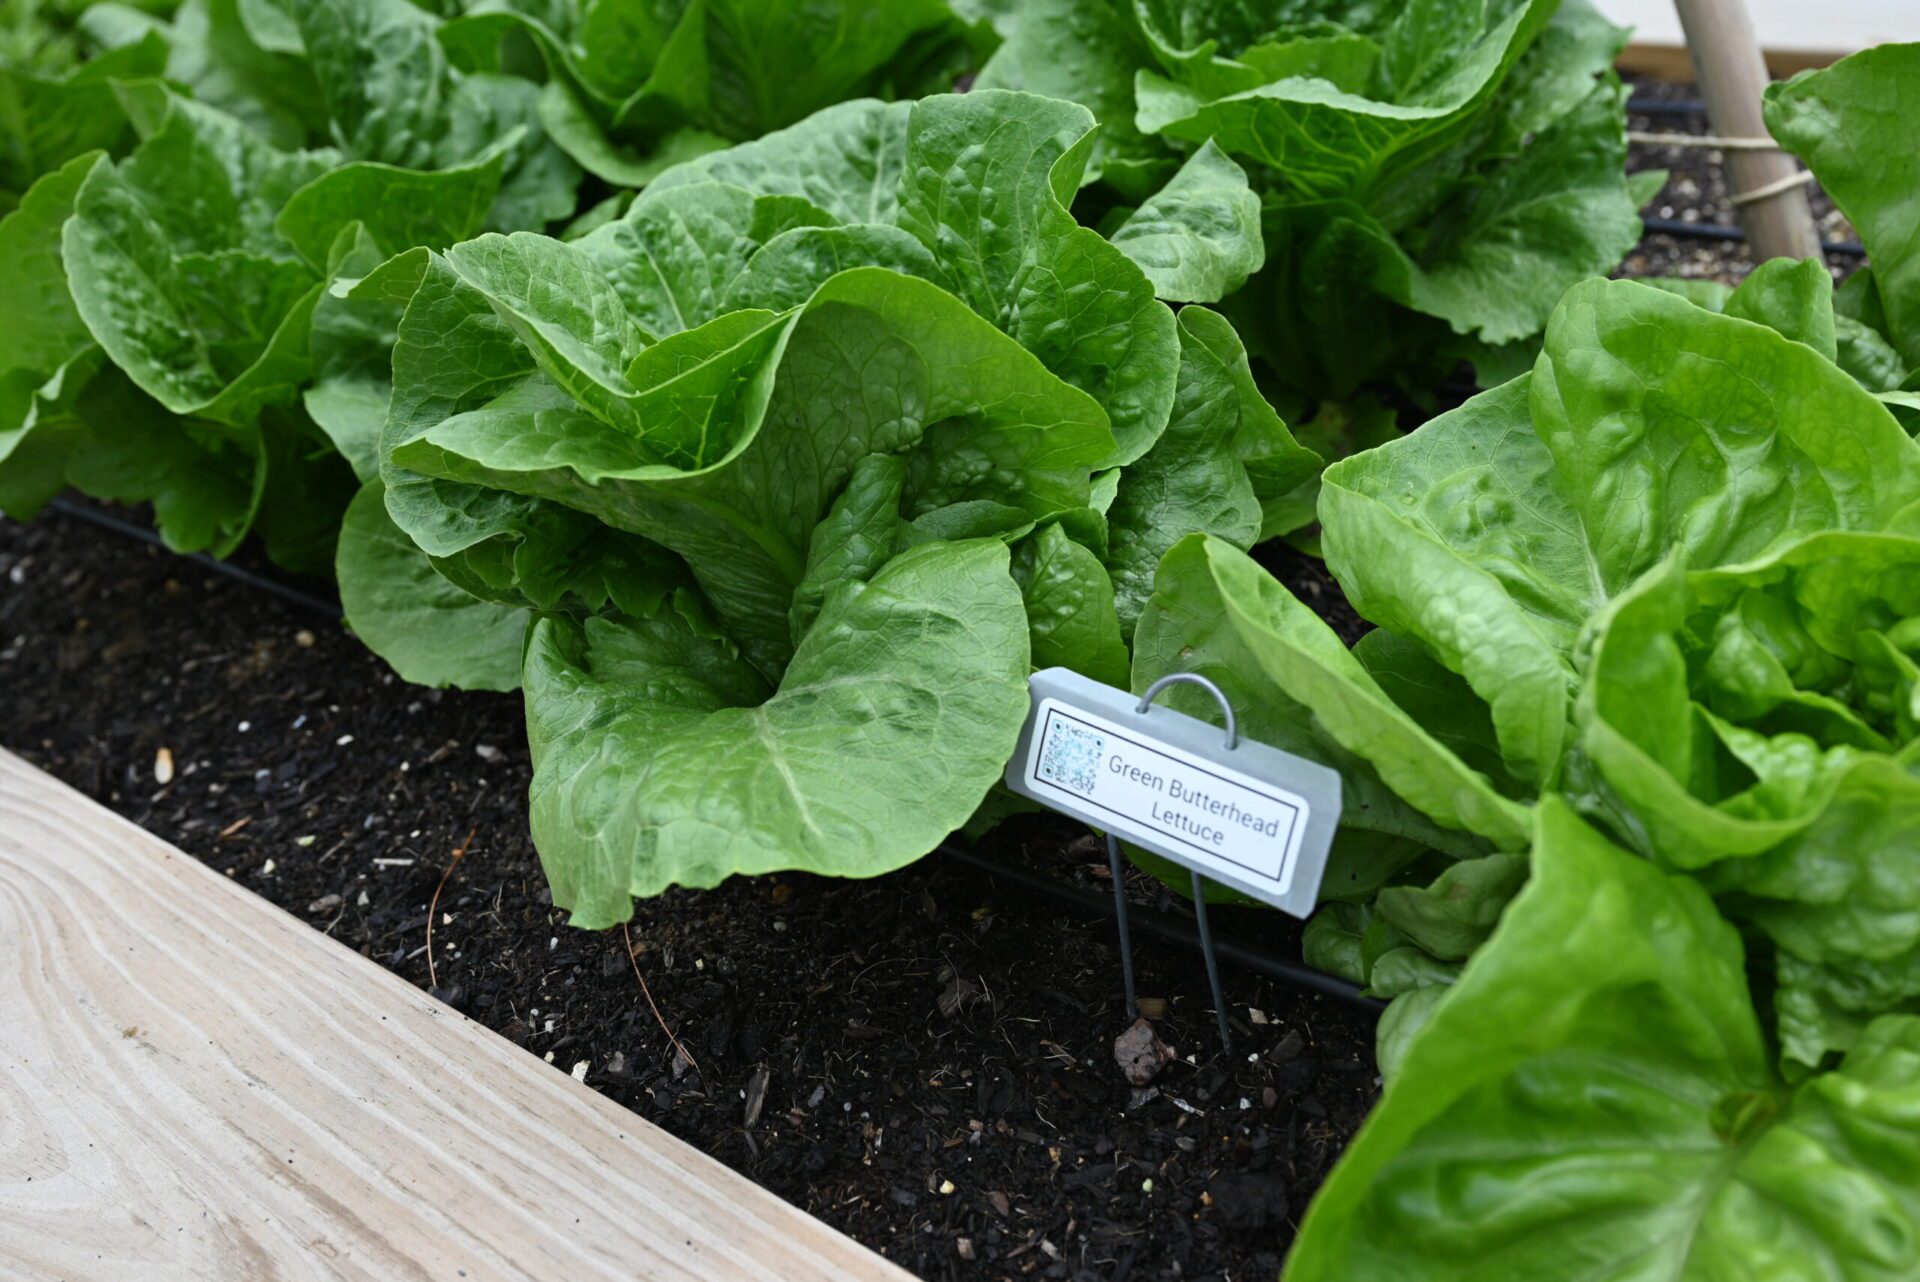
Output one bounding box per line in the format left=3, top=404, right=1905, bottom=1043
left=0, top=512, right=1377, bottom=1282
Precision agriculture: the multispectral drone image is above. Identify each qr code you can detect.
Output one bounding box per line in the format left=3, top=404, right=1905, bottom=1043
left=1038, top=720, right=1104, bottom=795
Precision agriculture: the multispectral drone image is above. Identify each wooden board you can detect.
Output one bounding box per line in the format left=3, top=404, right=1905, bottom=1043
left=1619, top=41, right=1841, bottom=79
left=0, top=749, right=913, bottom=1282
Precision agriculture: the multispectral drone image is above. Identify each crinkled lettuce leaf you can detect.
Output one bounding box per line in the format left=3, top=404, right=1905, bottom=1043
left=1766, top=43, right=1920, bottom=371
left=441, top=0, right=975, bottom=188
left=1288, top=798, right=1920, bottom=1281
left=1323, top=278, right=1920, bottom=788
left=1576, top=533, right=1920, bottom=1069
left=523, top=538, right=1030, bottom=925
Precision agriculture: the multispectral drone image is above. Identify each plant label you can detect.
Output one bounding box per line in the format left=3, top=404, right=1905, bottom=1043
left=1004, top=668, right=1342, bottom=917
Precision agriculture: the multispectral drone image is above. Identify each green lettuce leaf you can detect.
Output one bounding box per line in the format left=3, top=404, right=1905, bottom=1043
left=392, top=257, right=1114, bottom=675
left=1131, top=535, right=1511, bottom=901
left=1107, top=138, right=1263, bottom=303
left=0, top=151, right=102, bottom=513
left=0, top=29, right=168, bottom=203
left=895, top=90, right=1179, bottom=466
left=444, top=0, right=971, bottom=188
left=1288, top=798, right=1920, bottom=1280
left=1106, top=306, right=1318, bottom=631
left=61, top=92, right=332, bottom=424
left=1766, top=43, right=1920, bottom=369
left=1322, top=278, right=1920, bottom=787
left=523, top=538, right=1029, bottom=926
left=1575, top=532, right=1920, bottom=1069
left=336, top=475, right=530, bottom=691
left=650, top=91, right=1186, bottom=467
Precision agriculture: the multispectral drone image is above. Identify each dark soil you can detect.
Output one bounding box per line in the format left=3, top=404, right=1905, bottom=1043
left=0, top=509, right=1379, bottom=1282
left=1623, top=76, right=1857, bottom=286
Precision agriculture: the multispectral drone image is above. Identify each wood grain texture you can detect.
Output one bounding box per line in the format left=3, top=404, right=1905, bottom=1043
left=0, top=750, right=912, bottom=1282
left=1673, top=0, right=1824, bottom=261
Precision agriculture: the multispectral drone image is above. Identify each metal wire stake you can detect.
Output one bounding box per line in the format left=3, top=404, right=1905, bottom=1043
left=1113, top=670, right=1240, bottom=1054
left=1190, top=870, right=1232, bottom=1053
left=1105, top=832, right=1138, bottom=1021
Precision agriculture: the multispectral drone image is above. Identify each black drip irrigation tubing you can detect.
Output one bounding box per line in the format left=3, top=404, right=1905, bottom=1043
left=46, top=496, right=344, bottom=621
left=38, top=495, right=1380, bottom=1016
left=1625, top=96, right=1707, bottom=117
left=939, top=841, right=1382, bottom=1014
left=1623, top=93, right=1867, bottom=259
left=1639, top=215, right=1866, bottom=259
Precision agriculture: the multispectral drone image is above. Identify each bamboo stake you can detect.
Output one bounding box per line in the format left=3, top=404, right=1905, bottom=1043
left=1672, top=0, right=1823, bottom=262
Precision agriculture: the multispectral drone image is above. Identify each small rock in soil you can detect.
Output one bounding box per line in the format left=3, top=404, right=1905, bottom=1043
left=1114, top=1017, right=1176, bottom=1086
left=307, top=893, right=342, bottom=915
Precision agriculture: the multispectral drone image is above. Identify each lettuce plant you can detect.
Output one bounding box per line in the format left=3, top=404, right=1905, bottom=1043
left=438, top=0, right=982, bottom=188
left=0, top=0, right=593, bottom=569
left=1136, top=275, right=1920, bottom=895
left=0, top=0, right=1000, bottom=571
left=1289, top=800, right=1920, bottom=1279
left=1640, top=45, right=1920, bottom=426
left=974, top=0, right=1649, bottom=421
left=0, top=9, right=169, bottom=211
left=338, top=88, right=1317, bottom=924
left=1765, top=42, right=1920, bottom=429
left=1767, top=44, right=1920, bottom=374
left=1132, top=273, right=1920, bottom=1273
left=1578, top=533, right=1920, bottom=1071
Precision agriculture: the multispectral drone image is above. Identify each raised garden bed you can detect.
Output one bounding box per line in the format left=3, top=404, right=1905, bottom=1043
left=0, top=508, right=1379, bottom=1280
left=2, top=94, right=1859, bottom=1277
left=8, top=0, right=1917, bottom=1267
left=0, top=157, right=1799, bottom=1279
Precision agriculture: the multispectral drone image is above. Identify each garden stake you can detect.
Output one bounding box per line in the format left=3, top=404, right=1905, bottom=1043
left=1104, top=831, right=1138, bottom=1022
left=1188, top=868, right=1232, bottom=1054
left=1102, top=672, right=1243, bottom=1055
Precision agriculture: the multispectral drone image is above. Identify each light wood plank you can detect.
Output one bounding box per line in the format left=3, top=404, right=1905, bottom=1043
left=1672, top=0, right=1824, bottom=260
left=1619, top=40, right=1843, bottom=79
left=0, top=749, right=913, bottom=1282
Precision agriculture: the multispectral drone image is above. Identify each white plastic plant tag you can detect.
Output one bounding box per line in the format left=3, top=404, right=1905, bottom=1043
left=1003, top=668, right=1341, bottom=917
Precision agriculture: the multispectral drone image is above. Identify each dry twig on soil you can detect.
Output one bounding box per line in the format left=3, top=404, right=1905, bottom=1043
left=623, top=922, right=701, bottom=1081
left=426, top=826, right=476, bottom=990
